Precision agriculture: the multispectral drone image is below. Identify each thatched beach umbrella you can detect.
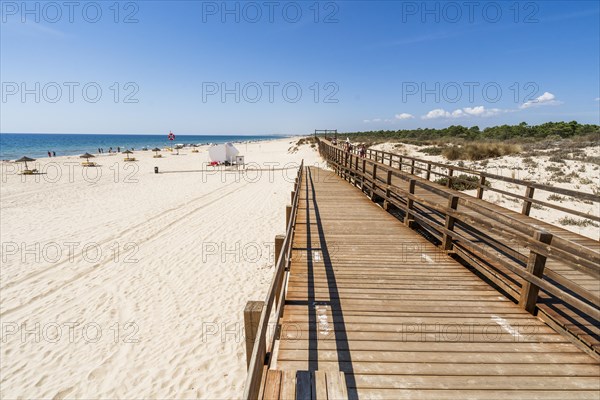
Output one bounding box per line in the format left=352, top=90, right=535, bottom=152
left=123, top=150, right=135, bottom=161
left=16, top=156, right=36, bottom=171
left=80, top=153, right=95, bottom=166
left=152, top=147, right=162, bottom=158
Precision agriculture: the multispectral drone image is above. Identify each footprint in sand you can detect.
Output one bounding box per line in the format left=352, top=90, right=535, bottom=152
left=52, top=387, right=73, bottom=400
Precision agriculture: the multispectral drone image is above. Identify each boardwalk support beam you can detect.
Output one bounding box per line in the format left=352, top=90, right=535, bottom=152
left=522, top=186, right=535, bottom=216
left=274, top=234, right=286, bottom=304
left=477, top=176, right=486, bottom=199
left=383, top=170, right=393, bottom=210
left=519, top=230, right=553, bottom=314
left=442, top=195, right=459, bottom=251
left=244, top=301, right=264, bottom=369
left=404, top=179, right=416, bottom=228
left=285, top=205, right=292, bottom=228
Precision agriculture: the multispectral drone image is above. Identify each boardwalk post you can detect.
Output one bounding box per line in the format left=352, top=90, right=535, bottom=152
left=274, top=234, right=285, bottom=305
left=477, top=176, right=486, bottom=199
left=291, top=190, right=295, bottom=205
left=426, top=163, right=432, bottom=181
left=361, top=159, right=366, bottom=192
left=354, top=155, right=359, bottom=186
left=286, top=205, right=292, bottom=228
left=442, top=195, right=459, bottom=251
left=410, top=159, right=415, bottom=175
left=446, top=168, right=454, bottom=188
left=349, top=153, right=355, bottom=183
left=398, top=156, right=403, bottom=172
left=371, top=163, right=378, bottom=201
left=522, top=186, right=535, bottom=216
left=244, top=300, right=264, bottom=368
left=404, top=179, right=416, bottom=227
left=519, top=230, right=553, bottom=314
left=384, top=170, right=392, bottom=210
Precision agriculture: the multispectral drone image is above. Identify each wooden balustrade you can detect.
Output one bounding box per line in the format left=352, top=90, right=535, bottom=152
left=243, top=161, right=304, bottom=400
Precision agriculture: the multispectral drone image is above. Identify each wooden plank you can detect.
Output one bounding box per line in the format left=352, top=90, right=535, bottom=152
left=276, top=361, right=600, bottom=377
left=296, top=371, right=312, bottom=400
left=351, top=375, right=600, bottom=390
left=325, top=371, right=348, bottom=400
left=245, top=301, right=264, bottom=368
left=280, top=370, right=296, bottom=400
left=353, top=389, right=600, bottom=400
left=312, top=371, right=327, bottom=400
left=263, top=370, right=282, bottom=400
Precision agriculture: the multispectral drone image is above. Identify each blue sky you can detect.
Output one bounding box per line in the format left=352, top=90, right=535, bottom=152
left=1, top=0, right=599, bottom=134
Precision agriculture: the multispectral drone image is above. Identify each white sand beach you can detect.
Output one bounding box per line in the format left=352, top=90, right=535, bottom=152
left=2, top=136, right=598, bottom=399
left=0, top=138, right=322, bottom=399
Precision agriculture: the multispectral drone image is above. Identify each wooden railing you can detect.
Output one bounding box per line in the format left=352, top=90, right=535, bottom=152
left=318, top=139, right=600, bottom=352
left=243, top=161, right=304, bottom=400
left=326, top=140, right=599, bottom=222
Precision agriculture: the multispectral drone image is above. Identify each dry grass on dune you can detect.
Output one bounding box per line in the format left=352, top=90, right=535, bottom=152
left=442, top=142, right=522, bottom=161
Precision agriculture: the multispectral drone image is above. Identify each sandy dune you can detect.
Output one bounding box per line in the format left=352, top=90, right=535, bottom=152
left=0, top=138, right=322, bottom=399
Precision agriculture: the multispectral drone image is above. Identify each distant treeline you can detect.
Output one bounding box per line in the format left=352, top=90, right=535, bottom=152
left=336, top=122, right=600, bottom=142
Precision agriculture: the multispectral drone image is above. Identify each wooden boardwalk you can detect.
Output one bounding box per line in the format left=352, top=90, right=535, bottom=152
left=259, top=166, right=600, bottom=399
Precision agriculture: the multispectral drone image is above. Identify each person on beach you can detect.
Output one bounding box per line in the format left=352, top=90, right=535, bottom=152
left=109, top=147, right=113, bottom=153
left=118, top=147, right=121, bottom=153
left=47, top=151, right=51, bottom=157
left=53, top=151, right=56, bottom=157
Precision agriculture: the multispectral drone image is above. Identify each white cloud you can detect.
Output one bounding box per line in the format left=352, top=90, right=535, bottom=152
left=373, top=118, right=382, bottom=122
left=395, top=113, right=414, bottom=120
left=463, top=106, right=505, bottom=117
left=421, top=106, right=506, bottom=120
left=422, top=109, right=452, bottom=120
left=363, top=119, right=371, bottom=123
left=520, top=92, right=562, bottom=109
left=595, top=97, right=600, bottom=101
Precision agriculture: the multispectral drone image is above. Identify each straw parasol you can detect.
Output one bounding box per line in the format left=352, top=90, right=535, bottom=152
left=123, top=150, right=135, bottom=161
left=152, top=148, right=162, bottom=158
left=16, top=156, right=36, bottom=171
left=80, top=153, right=95, bottom=166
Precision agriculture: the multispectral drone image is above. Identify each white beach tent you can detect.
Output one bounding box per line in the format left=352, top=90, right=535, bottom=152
left=208, top=142, right=240, bottom=163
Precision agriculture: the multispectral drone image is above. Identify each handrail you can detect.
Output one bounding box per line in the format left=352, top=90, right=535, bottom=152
left=328, top=141, right=599, bottom=222
left=318, top=138, right=600, bottom=351
left=243, top=161, right=304, bottom=400
left=364, top=147, right=599, bottom=203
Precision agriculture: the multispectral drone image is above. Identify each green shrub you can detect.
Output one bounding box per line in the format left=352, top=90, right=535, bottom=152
left=434, top=174, right=489, bottom=191
left=558, top=217, right=599, bottom=227
left=442, top=143, right=521, bottom=161
left=420, top=146, right=444, bottom=156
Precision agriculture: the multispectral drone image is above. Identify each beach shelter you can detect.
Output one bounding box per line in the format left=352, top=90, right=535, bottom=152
left=208, top=143, right=239, bottom=163
left=152, top=148, right=162, bottom=158
left=80, top=153, right=96, bottom=166
left=123, top=150, right=136, bottom=161
left=16, top=156, right=36, bottom=172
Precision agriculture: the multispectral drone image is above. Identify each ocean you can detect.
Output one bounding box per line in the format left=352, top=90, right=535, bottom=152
left=0, top=133, right=286, bottom=160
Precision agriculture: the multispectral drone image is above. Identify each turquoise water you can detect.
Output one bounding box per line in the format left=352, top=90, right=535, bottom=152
left=0, top=134, right=285, bottom=160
